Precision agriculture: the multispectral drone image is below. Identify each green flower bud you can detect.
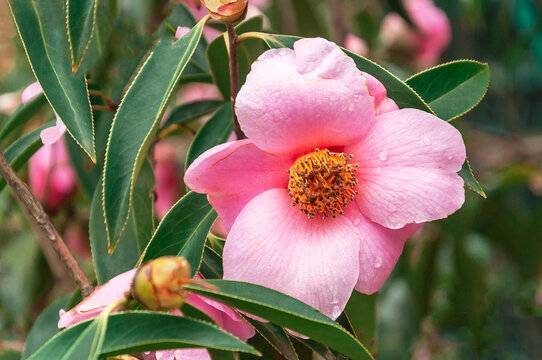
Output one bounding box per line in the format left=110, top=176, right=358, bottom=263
left=131, top=256, right=191, bottom=311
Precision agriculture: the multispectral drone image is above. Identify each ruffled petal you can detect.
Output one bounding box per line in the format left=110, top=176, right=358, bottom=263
left=58, top=269, right=136, bottom=328
left=184, top=139, right=291, bottom=230
left=346, top=108, right=466, bottom=229
left=361, top=72, right=399, bottom=115
left=236, top=37, right=375, bottom=157
left=40, top=115, right=67, bottom=145
left=21, top=82, right=43, bottom=104
left=343, top=204, right=422, bottom=294
left=187, top=294, right=255, bottom=341
left=223, top=189, right=360, bottom=319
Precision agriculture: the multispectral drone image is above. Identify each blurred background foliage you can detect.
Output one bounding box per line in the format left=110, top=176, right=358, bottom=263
left=0, top=0, right=540, bottom=359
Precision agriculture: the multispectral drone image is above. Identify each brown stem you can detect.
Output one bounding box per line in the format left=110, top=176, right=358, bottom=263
left=0, top=150, right=93, bottom=297
left=92, top=105, right=115, bottom=113
left=226, top=23, right=245, bottom=140
left=326, top=0, right=348, bottom=46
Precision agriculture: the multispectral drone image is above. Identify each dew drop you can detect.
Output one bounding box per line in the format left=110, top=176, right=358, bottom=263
left=376, top=167, right=382, bottom=174
left=278, top=49, right=288, bottom=56
left=448, top=155, right=453, bottom=161
left=374, top=255, right=383, bottom=269
left=423, top=136, right=431, bottom=145
left=353, top=218, right=361, bottom=226
left=331, top=305, right=341, bottom=319
left=378, top=150, right=388, bottom=161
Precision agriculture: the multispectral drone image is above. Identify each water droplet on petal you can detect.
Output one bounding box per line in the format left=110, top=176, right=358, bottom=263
left=378, top=150, right=388, bottom=161
left=376, top=167, right=382, bottom=174
left=353, top=218, right=361, bottom=226
left=448, top=155, right=453, bottom=161
left=374, top=255, right=383, bottom=269
left=423, top=136, right=431, bottom=145
left=332, top=305, right=341, bottom=318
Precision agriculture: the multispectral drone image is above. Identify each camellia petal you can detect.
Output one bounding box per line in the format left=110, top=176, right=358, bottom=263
left=346, top=108, right=466, bottom=229
left=21, top=81, right=43, bottom=104
left=40, top=115, right=67, bottom=146
left=361, top=71, right=399, bottom=115
left=223, top=189, right=360, bottom=319
left=185, top=139, right=291, bottom=230
left=344, top=205, right=422, bottom=294
left=236, top=37, right=375, bottom=157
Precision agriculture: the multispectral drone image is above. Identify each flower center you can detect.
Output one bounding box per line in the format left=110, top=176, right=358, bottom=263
left=287, top=149, right=358, bottom=219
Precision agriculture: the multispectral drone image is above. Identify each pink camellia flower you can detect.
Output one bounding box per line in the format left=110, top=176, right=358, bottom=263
left=29, top=136, right=77, bottom=212
left=154, top=142, right=183, bottom=219
left=184, top=37, right=466, bottom=319
left=59, top=270, right=254, bottom=360
left=21, top=81, right=43, bottom=105
left=380, top=0, right=451, bottom=68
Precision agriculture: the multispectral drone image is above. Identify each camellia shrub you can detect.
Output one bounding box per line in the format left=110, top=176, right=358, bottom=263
left=1, top=0, right=494, bottom=359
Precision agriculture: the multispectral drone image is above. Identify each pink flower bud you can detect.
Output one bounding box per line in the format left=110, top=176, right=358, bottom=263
left=200, top=0, right=248, bottom=23
left=132, top=257, right=192, bottom=311
left=21, top=82, right=43, bottom=104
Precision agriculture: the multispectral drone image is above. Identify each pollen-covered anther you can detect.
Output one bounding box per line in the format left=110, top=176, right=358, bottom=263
left=287, top=148, right=358, bottom=219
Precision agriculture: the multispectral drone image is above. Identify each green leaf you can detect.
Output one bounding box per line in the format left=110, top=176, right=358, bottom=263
left=0, top=122, right=52, bottom=193
left=90, top=160, right=155, bottom=284
left=66, top=0, right=98, bottom=71
left=260, top=34, right=433, bottom=112
left=185, top=102, right=233, bottom=170
left=0, top=94, right=47, bottom=143
left=343, top=292, right=378, bottom=357
left=65, top=132, right=100, bottom=199
left=139, top=191, right=217, bottom=277
left=207, top=16, right=265, bottom=100
left=103, top=17, right=207, bottom=248
left=245, top=319, right=299, bottom=360
left=200, top=245, right=223, bottom=279
left=9, top=0, right=96, bottom=160
left=162, top=100, right=225, bottom=128
left=458, top=158, right=486, bottom=199
left=406, top=60, right=491, bottom=121
left=27, top=312, right=258, bottom=359
left=185, top=280, right=374, bottom=360
left=21, top=296, right=70, bottom=359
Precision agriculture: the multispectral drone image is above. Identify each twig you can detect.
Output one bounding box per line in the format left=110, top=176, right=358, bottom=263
left=226, top=23, right=245, bottom=140
left=92, top=105, right=115, bottom=113
left=0, top=150, right=94, bottom=297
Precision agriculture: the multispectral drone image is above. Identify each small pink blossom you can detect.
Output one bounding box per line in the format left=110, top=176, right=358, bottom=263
left=40, top=115, right=67, bottom=146
left=175, top=26, right=191, bottom=39
left=380, top=0, right=451, bottom=68
left=154, top=142, right=183, bottom=219
left=21, top=82, right=43, bottom=104
left=29, top=136, right=77, bottom=212
left=185, top=37, right=466, bottom=319
left=58, top=270, right=254, bottom=360
left=344, top=34, right=369, bottom=57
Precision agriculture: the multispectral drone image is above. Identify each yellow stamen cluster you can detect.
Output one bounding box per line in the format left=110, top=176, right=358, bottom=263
left=287, top=149, right=358, bottom=219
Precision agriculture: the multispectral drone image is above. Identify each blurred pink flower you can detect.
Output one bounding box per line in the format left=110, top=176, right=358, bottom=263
left=154, top=142, right=183, bottom=219
left=58, top=270, right=254, bottom=360
left=185, top=37, right=466, bottom=319
left=29, top=137, right=77, bottom=212
left=380, top=0, right=451, bottom=68
left=344, top=34, right=368, bottom=57
left=175, top=26, right=191, bottom=39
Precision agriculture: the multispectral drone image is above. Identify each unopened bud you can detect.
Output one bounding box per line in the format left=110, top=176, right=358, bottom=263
left=201, top=0, right=248, bottom=23
left=131, top=256, right=191, bottom=311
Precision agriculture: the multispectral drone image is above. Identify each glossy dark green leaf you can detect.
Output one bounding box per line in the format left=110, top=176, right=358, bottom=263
left=9, top=0, right=96, bottom=160
left=27, top=312, right=258, bottom=359
left=406, top=60, right=491, bottom=121
left=207, top=17, right=265, bottom=100
left=185, top=280, right=374, bottom=360
left=0, top=94, right=47, bottom=143
left=185, top=102, right=233, bottom=170
left=65, top=132, right=100, bottom=199
left=139, top=191, right=217, bottom=277
left=21, top=296, right=70, bottom=359
left=103, top=17, right=207, bottom=248
left=163, top=100, right=225, bottom=128
left=200, top=245, right=223, bottom=279
left=90, top=160, right=155, bottom=284
left=344, top=292, right=378, bottom=357
left=458, top=158, right=486, bottom=199
left=245, top=319, right=299, bottom=360
left=0, top=122, right=52, bottom=193
left=67, top=0, right=98, bottom=71
left=260, top=34, right=432, bottom=112
left=76, top=0, right=113, bottom=75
